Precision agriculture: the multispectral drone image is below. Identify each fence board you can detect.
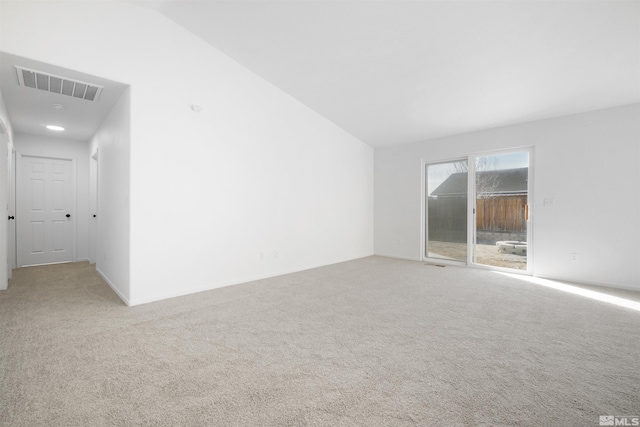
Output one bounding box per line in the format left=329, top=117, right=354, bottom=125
left=476, top=195, right=527, bottom=231
left=428, top=195, right=527, bottom=236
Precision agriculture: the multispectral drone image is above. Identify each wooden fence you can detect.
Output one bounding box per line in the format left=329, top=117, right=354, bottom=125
left=476, top=195, right=527, bottom=232
left=428, top=195, right=527, bottom=242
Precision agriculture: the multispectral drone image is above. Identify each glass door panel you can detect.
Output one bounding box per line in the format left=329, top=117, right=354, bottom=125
left=426, top=160, right=468, bottom=263
left=473, top=151, right=529, bottom=270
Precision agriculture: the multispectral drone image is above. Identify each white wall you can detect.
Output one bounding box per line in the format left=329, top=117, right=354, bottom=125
left=1, top=1, right=373, bottom=305
left=375, top=103, right=640, bottom=290
left=123, top=7, right=374, bottom=305
left=0, top=90, right=14, bottom=290
left=89, top=89, right=130, bottom=302
left=0, top=90, right=13, bottom=145
left=13, top=133, right=90, bottom=262
left=89, top=89, right=131, bottom=301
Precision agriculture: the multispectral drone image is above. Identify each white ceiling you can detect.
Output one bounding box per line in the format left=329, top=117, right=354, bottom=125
left=2, top=1, right=638, bottom=146
left=147, top=0, right=639, bottom=147
left=0, top=52, right=128, bottom=141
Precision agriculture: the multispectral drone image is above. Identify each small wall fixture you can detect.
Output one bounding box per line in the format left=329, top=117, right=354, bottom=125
left=191, top=104, right=203, bottom=113
left=46, top=125, right=65, bottom=131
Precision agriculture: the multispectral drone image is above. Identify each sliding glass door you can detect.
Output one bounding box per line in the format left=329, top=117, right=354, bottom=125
left=473, top=151, right=529, bottom=271
left=425, top=159, right=468, bottom=263
left=425, top=149, right=531, bottom=272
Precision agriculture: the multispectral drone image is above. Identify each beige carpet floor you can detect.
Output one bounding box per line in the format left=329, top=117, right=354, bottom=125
left=0, top=257, right=638, bottom=426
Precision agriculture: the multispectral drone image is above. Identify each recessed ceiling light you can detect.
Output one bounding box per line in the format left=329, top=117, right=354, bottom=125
left=46, top=125, right=65, bottom=131
left=52, top=104, right=65, bottom=110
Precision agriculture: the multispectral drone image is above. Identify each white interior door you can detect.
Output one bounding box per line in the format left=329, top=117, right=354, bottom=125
left=17, top=155, right=75, bottom=267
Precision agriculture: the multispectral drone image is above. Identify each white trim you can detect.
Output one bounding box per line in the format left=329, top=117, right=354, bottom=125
left=419, top=159, right=426, bottom=262
left=18, top=261, right=72, bottom=267
left=471, top=261, right=530, bottom=276
left=0, top=122, right=8, bottom=290
left=375, top=252, right=420, bottom=262
left=126, top=255, right=374, bottom=307
left=96, top=267, right=130, bottom=306
left=384, top=253, right=640, bottom=294
left=532, top=273, right=640, bottom=293
left=89, top=150, right=99, bottom=265
left=423, top=257, right=466, bottom=267
left=468, top=155, right=476, bottom=265
left=9, top=146, right=16, bottom=273
left=498, top=273, right=640, bottom=312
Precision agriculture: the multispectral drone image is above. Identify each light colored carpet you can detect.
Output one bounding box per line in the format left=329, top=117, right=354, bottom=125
left=0, top=257, right=638, bottom=426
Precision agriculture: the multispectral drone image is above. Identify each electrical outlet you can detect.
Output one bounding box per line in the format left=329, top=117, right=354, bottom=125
left=570, top=253, right=578, bottom=262
left=274, top=249, right=279, bottom=258
left=260, top=251, right=265, bottom=261
left=543, top=198, right=555, bottom=207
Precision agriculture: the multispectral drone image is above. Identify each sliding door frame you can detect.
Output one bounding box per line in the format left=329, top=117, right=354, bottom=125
left=422, top=156, right=469, bottom=267
left=422, top=146, right=534, bottom=275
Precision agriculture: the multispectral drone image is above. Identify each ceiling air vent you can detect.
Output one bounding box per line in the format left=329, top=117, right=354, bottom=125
left=15, top=66, right=103, bottom=102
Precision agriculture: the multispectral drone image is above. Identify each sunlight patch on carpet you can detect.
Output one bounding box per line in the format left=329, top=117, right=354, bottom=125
left=496, top=273, right=640, bottom=313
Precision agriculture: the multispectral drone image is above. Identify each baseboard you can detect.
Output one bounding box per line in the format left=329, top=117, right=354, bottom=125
left=376, top=254, right=639, bottom=293
left=127, top=254, right=374, bottom=306
left=128, top=278, right=256, bottom=307
left=373, top=252, right=421, bottom=262
left=118, top=252, right=638, bottom=306
left=533, top=273, right=640, bottom=293
left=96, top=267, right=131, bottom=306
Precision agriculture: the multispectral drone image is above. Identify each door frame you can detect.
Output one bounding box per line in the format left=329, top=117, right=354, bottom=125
left=89, top=149, right=98, bottom=265
left=8, top=146, right=16, bottom=277
left=0, top=119, right=9, bottom=289
left=422, top=146, right=534, bottom=275
left=421, top=156, right=469, bottom=267
left=468, top=147, right=534, bottom=274
left=16, top=153, right=77, bottom=267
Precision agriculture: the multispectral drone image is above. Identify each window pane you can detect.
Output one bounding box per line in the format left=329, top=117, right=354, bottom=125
left=474, top=151, right=529, bottom=270
left=426, top=160, right=467, bottom=262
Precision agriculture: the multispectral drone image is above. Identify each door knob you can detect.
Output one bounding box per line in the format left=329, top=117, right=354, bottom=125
left=66, top=214, right=71, bottom=218
left=8, top=216, right=14, bottom=220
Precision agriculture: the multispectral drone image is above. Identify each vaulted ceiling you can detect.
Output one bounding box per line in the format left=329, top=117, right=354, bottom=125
left=145, top=0, right=640, bottom=146
left=2, top=1, right=638, bottom=147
